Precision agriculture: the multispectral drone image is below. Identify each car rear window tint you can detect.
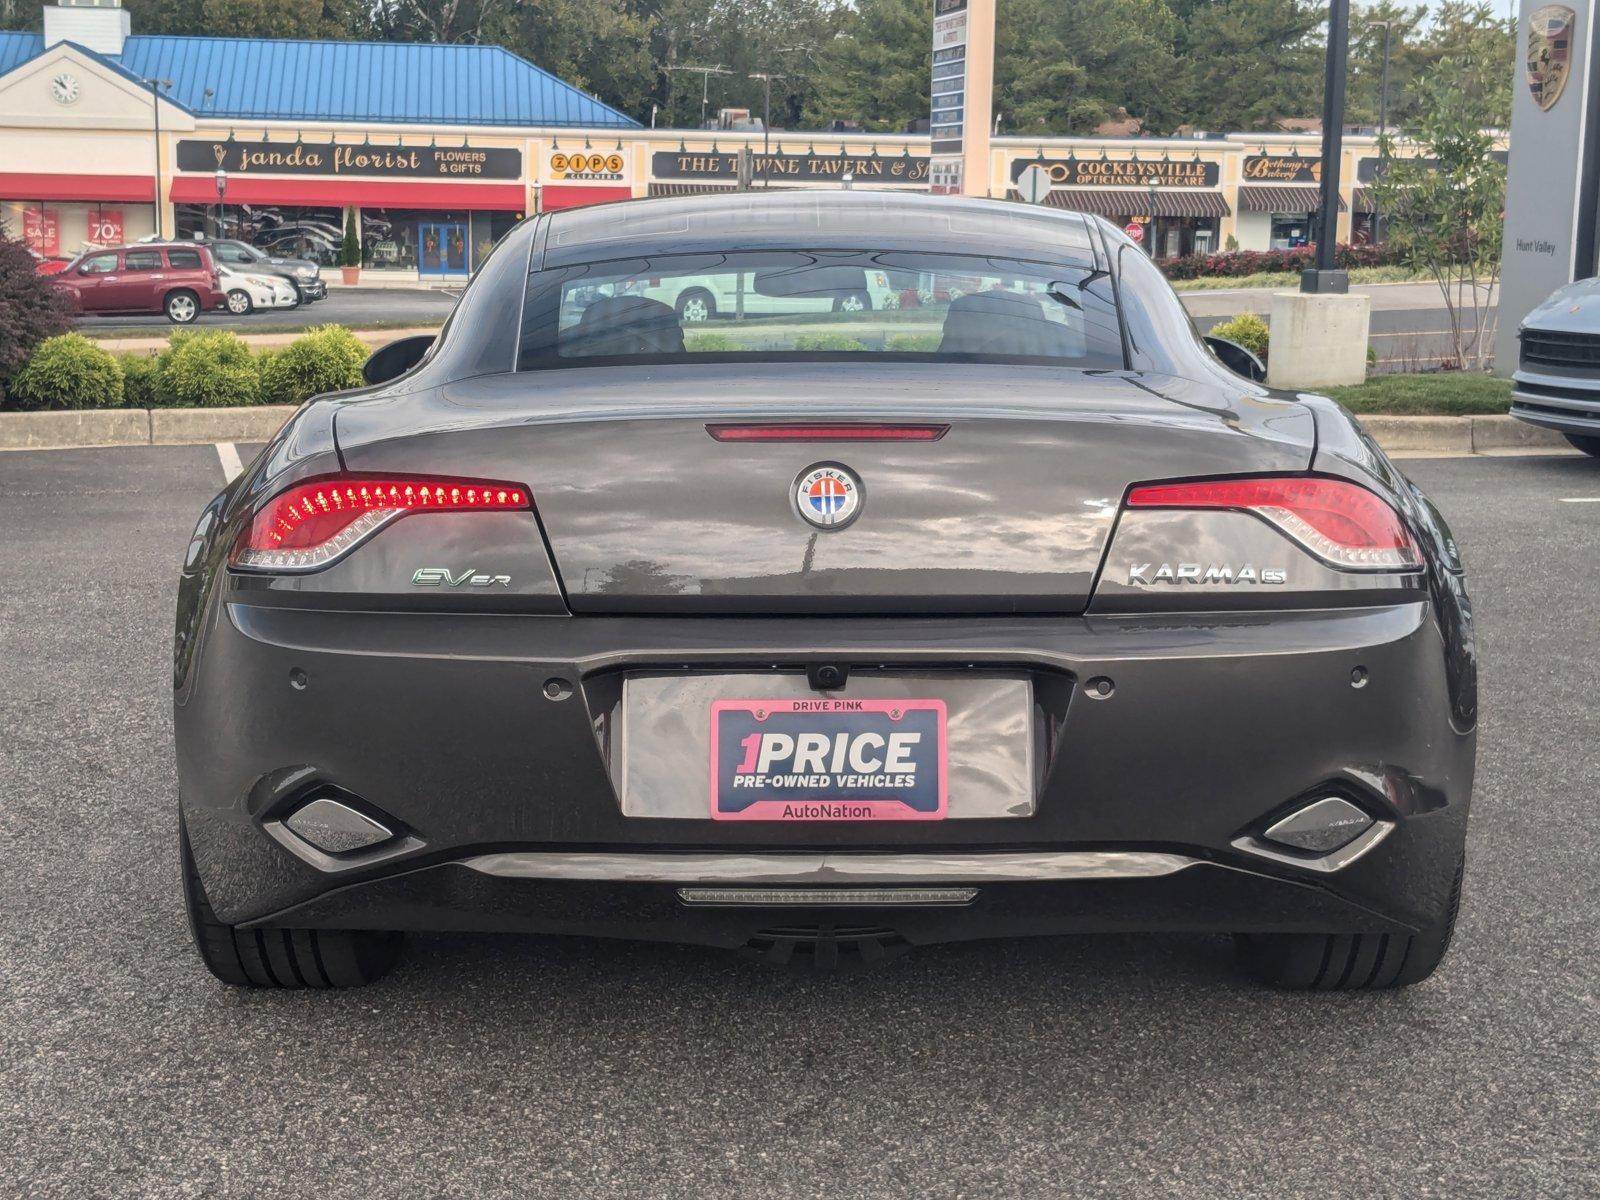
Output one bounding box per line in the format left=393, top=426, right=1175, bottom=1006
left=167, top=249, right=203, bottom=269
left=520, top=249, right=1123, bottom=370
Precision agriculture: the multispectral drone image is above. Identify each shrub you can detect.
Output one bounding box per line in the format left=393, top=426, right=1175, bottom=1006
left=0, top=221, right=73, bottom=405
left=1208, top=313, right=1270, bottom=361
left=794, top=334, right=867, bottom=351
left=341, top=207, right=361, bottom=268
left=8, top=333, right=124, bottom=410
left=258, top=325, right=368, bottom=405
left=685, top=332, right=738, bottom=352
left=885, top=333, right=941, bottom=352
left=155, top=330, right=260, bottom=408
left=117, top=353, right=161, bottom=407
left=1157, top=243, right=1402, bottom=281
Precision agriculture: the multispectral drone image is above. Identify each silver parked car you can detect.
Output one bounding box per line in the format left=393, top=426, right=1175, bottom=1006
left=1512, top=278, right=1600, bottom=457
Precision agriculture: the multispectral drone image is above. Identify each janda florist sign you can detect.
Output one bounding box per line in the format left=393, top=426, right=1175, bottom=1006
left=652, top=149, right=929, bottom=184
left=176, top=138, right=522, bottom=179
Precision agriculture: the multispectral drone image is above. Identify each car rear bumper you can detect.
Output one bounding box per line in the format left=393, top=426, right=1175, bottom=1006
left=177, top=599, right=1475, bottom=943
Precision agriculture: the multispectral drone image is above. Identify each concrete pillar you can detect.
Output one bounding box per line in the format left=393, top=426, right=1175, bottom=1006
left=1266, top=291, right=1371, bottom=389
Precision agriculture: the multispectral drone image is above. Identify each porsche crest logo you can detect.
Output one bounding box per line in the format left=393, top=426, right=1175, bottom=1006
left=1527, top=5, right=1576, bottom=112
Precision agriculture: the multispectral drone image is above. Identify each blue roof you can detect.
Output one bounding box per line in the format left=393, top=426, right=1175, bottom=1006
left=0, top=31, right=639, bottom=128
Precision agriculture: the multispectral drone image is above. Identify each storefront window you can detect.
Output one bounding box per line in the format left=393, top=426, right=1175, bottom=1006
left=175, top=204, right=345, bottom=264
left=1270, top=213, right=1312, bottom=250
left=360, top=209, right=517, bottom=274
left=2, top=200, right=147, bottom=258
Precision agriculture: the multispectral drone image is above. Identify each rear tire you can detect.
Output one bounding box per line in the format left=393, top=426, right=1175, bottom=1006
left=181, top=818, right=400, bottom=988
left=165, top=289, right=200, bottom=324
left=832, top=290, right=871, bottom=314
left=1564, top=432, right=1600, bottom=457
left=676, top=288, right=715, bottom=323
left=1234, top=857, right=1464, bottom=990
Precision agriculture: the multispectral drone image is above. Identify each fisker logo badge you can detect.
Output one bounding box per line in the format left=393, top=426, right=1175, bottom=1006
left=412, top=568, right=511, bottom=588
left=1129, top=563, right=1287, bottom=585
left=794, top=463, right=862, bottom=530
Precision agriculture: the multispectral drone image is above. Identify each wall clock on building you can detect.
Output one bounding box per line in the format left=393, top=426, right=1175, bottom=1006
left=51, top=72, right=81, bottom=105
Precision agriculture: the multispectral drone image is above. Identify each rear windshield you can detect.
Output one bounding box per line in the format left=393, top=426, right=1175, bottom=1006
left=518, top=250, right=1124, bottom=370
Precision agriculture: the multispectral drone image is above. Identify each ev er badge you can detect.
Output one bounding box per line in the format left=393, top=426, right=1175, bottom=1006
left=794, top=463, right=862, bottom=530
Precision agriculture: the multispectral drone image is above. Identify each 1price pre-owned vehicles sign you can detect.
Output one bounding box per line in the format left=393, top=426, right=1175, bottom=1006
left=176, top=138, right=522, bottom=179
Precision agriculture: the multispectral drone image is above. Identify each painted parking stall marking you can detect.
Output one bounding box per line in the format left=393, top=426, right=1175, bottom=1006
left=710, top=698, right=947, bottom=820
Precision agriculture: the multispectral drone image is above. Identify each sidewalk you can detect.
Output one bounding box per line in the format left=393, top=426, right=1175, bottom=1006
left=1178, top=280, right=1478, bottom=318
left=95, top=325, right=441, bottom=355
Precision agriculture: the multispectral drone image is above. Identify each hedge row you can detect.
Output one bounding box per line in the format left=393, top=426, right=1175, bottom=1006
left=1157, top=243, right=1401, bottom=280
left=2, top=326, right=371, bottom=412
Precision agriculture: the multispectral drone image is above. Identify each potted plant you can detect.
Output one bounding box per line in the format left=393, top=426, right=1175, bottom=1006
left=339, top=206, right=361, bottom=285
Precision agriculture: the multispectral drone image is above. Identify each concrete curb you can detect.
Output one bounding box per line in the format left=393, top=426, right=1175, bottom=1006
left=0, top=406, right=295, bottom=451
left=0, top=409, right=1575, bottom=456
left=150, top=406, right=299, bottom=445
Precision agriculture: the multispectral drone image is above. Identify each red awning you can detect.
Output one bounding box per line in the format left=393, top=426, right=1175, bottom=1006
left=0, top=173, right=155, bottom=203
left=169, top=176, right=527, bottom=211
left=540, top=184, right=634, bottom=211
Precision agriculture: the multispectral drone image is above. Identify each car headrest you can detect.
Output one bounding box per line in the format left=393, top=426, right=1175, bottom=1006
left=567, top=296, right=686, bottom=356
left=937, top=290, right=1068, bottom=358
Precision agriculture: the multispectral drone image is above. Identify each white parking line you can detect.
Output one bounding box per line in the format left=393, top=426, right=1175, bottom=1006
left=1558, top=497, right=1600, bottom=503
left=215, top=442, right=243, bottom=483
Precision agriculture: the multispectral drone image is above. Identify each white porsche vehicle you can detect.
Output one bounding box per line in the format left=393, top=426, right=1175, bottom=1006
left=218, top=264, right=299, bottom=315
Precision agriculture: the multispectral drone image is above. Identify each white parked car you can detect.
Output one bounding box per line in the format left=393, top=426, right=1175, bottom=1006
left=628, top=268, right=902, bottom=323
left=218, top=264, right=299, bottom=315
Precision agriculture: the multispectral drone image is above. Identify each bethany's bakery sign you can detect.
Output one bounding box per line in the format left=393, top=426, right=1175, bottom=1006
left=177, top=138, right=522, bottom=179
left=1243, top=154, right=1323, bottom=183
left=653, top=149, right=929, bottom=183
left=1010, top=157, right=1219, bottom=188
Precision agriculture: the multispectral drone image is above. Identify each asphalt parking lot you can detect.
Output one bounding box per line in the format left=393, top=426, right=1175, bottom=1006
left=2, top=445, right=1597, bottom=1198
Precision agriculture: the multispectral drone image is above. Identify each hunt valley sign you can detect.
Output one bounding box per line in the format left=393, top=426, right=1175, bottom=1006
left=651, top=150, right=929, bottom=183
left=1009, top=158, right=1220, bottom=188
left=176, top=139, right=522, bottom=179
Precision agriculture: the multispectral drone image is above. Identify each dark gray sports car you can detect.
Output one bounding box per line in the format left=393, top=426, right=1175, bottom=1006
left=174, top=193, right=1475, bottom=991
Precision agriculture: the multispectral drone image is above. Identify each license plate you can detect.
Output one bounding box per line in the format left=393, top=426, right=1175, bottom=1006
left=710, top=698, right=947, bottom=821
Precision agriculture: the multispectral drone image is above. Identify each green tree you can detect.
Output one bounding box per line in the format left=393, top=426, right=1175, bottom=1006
left=1178, top=0, right=1324, bottom=130
left=801, top=0, right=929, bottom=132
left=1372, top=51, right=1506, bottom=369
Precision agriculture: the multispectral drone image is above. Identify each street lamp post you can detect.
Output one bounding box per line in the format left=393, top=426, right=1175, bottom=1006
left=666, top=64, right=731, bottom=128
left=1369, top=20, right=1393, bottom=245
left=144, top=77, right=173, bottom=240
left=1303, top=0, right=1351, bottom=293
left=1147, top=177, right=1163, bottom=257
left=214, top=168, right=228, bottom=239
left=748, top=71, right=786, bottom=186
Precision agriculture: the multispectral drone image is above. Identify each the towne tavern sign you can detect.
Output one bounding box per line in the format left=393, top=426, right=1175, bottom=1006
left=1010, top=158, right=1221, bottom=187
left=176, top=138, right=523, bottom=179
left=651, top=149, right=929, bottom=184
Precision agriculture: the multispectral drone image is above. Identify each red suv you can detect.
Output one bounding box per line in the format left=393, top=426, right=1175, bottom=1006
left=51, top=243, right=225, bottom=324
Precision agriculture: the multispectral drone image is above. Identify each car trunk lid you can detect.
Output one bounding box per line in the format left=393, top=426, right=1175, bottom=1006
left=334, top=363, right=1316, bottom=615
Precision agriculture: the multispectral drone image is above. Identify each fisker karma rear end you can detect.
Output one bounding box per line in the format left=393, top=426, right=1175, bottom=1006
left=174, top=192, right=1475, bottom=990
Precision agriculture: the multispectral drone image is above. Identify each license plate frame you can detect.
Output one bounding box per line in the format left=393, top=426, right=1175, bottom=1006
left=709, top=697, right=948, bottom=822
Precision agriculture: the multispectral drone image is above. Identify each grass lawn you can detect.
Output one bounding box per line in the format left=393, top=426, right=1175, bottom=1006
left=1324, top=373, right=1511, bottom=415
left=1171, top=265, right=1428, bottom=291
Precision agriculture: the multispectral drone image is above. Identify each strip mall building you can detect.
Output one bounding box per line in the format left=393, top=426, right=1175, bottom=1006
left=3, top=0, right=1431, bottom=278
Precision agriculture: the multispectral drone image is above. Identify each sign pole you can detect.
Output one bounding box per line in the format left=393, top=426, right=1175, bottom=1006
left=928, top=0, right=995, bottom=196
left=963, top=0, right=995, bottom=197
left=1303, top=0, right=1350, bottom=293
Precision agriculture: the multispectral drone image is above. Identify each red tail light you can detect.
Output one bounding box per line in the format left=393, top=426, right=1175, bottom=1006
left=1126, top=476, right=1422, bottom=571
left=706, top=424, right=949, bottom=442
left=231, top=475, right=529, bottom=572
